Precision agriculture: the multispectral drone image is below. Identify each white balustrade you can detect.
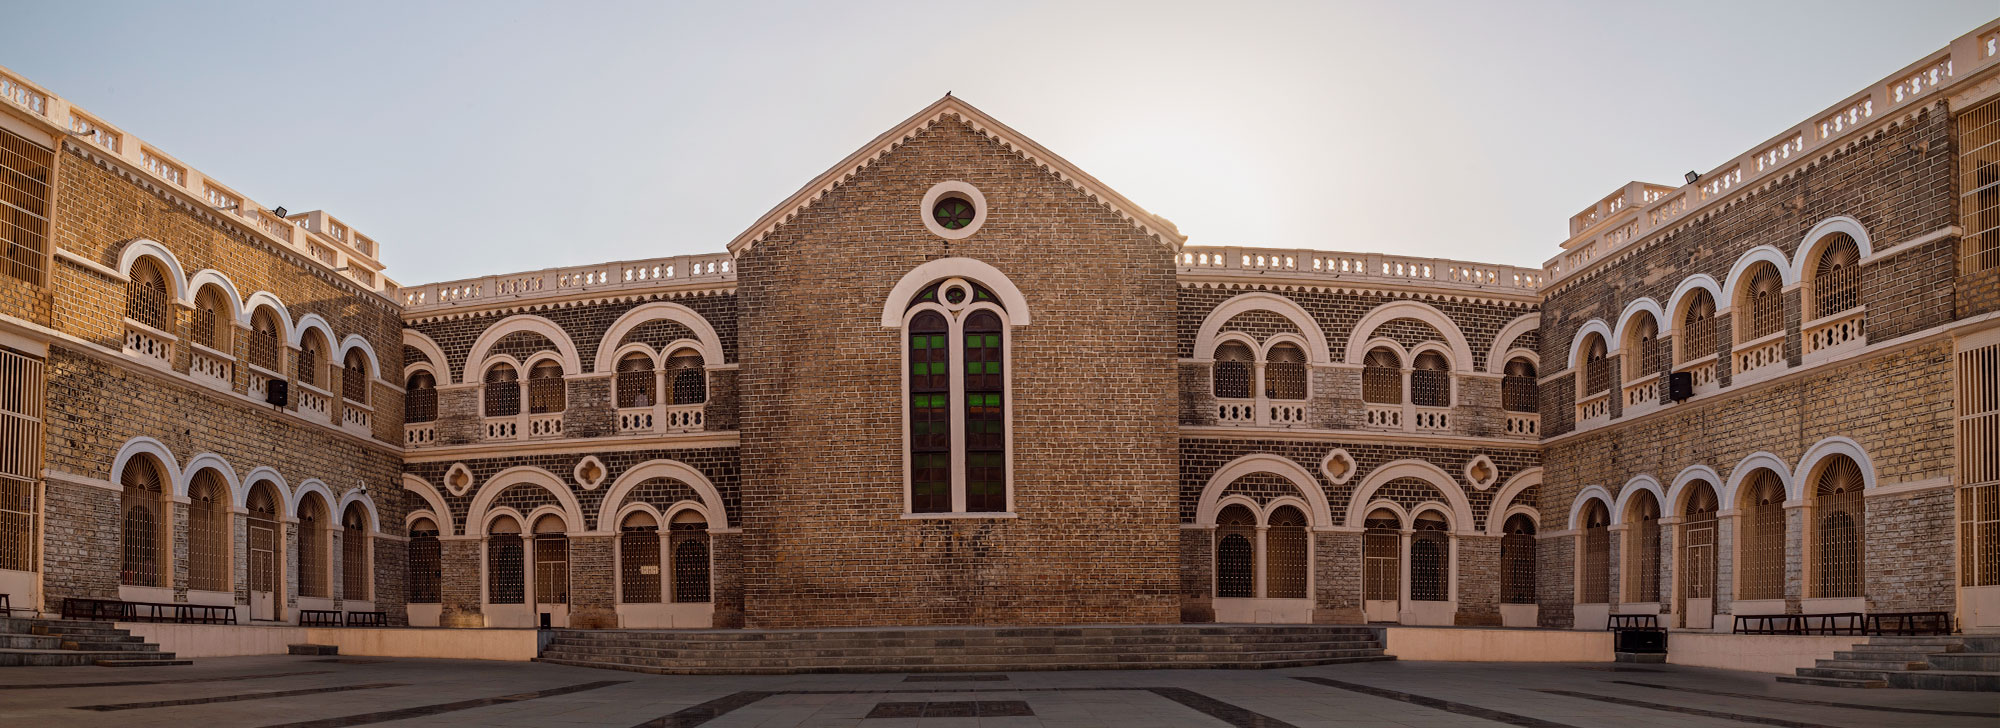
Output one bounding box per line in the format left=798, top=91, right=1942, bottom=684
left=1505, top=413, right=1539, bottom=437
left=405, top=422, right=435, bottom=447
left=400, top=253, right=738, bottom=314
left=484, top=417, right=518, bottom=440
left=1364, top=403, right=1402, bottom=429
left=297, top=386, right=332, bottom=422
left=1267, top=402, right=1307, bottom=426
left=1891, top=58, right=1952, bottom=105
left=1623, top=377, right=1660, bottom=409
left=1176, top=247, right=1544, bottom=293
left=248, top=369, right=274, bottom=401
left=1413, top=407, right=1450, bottom=432
left=342, top=405, right=372, bottom=432
left=1576, top=392, right=1610, bottom=425
left=1804, top=309, right=1866, bottom=355
left=528, top=413, right=564, bottom=438
left=189, top=346, right=233, bottom=388
left=1736, top=336, right=1785, bottom=376
left=666, top=403, right=704, bottom=432
left=1216, top=400, right=1255, bottom=424
left=123, top=322, right=173, bottom=364
left=618, top=407, right=657, bottom=434
left=1677, top=359, right=1717, bottom=396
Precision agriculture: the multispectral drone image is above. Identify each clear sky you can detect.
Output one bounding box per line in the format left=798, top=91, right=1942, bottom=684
left=5, top=1, right=1995, bottom=284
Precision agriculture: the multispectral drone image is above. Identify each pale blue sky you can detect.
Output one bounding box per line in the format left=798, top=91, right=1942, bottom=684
left=4, top=1, right=1994, bottom=284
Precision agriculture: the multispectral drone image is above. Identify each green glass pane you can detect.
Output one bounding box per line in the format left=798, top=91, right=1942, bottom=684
left=984, top=335, right=1000, bottom=347
left=929, top=335, right=946, bottom=348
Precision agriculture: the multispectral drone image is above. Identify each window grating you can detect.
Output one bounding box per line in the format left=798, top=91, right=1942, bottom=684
left=671, top=522, right=709, bottom=603
left=342, top=508, right=368, bottom=601
left=1215, top=533, right=1253, bottom=598
left=1578, top=502, right=1610, bottom=604
left=1962, top=340, right=2000, bottom=587
left=487, top=533, right=524, bottom=604
left=1363, top=525, right=1399, bottom=602
left=527, top=361, right=564, bottom=413
left=964, top=311, right=1004, bottom=513
left=1582, top=335, right=1611, bottom=394
left=1502, top=357, right=1538, bottom=413
left=484, top=365, right=520, bottom=416
left=909, top=311, right=950, bottom=513
left=534, top=536, right=568, bottom=604
left=0, top=127, right=51, bottom=286
left=404, top=372, right=437, bottom=423
left=1265, top=506, right=1308, bottom=598
left=120, top=455, right=166, bottom=587
left=190, top=296, right=220, bottom=349
left=1958, top=96, right=2000, bottom=273
left=126, top=262, right=171, bottom=331
left=1411, top=352, right=1450, bottom=407
left=616, top=353, right=655, bottom=408
left=1743, top=264, right=1785, bottom=341
left=1500, top=515, right=1536, bottom=604
left=1264, top=344, right=1307, bottom=400
left=1362, top=348, right=1402, bottom=404
left=248, top=318, right=281, bottom=371
left=1813, top=455, right=1865, bottom=598
left=1212, top=342, right=1253, bottom=400
left=1626, top=493, right=1661, bottom=603
left=248, top=486, right=279, bottom=597
left=1681, top=291, right=1718, bottom=361
left=0, top=347, right=43, bottom=573
left=297, top=339, right=321, bottom=387
left=1811, top=234, right=1862, bottom=318
left=668, top=352, right=706, bottom=404
left=1739, top=471, right=1788, bottom=601
left=620, top=529, right=661, bottom=603
left=342, top=352, right=369, bottom=403
left=407, top=530, right=441, bottom=603
left=1625, top=315, right=1660, bottom=380
left=187, top=472, right=230, bottom=592
left=1680, top=482, right=1719, bottom=600
left=298, top=498, right=328, bottom=598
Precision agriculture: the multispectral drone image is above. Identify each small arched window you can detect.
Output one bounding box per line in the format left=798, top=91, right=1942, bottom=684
left=616, top=352, right=656, bottom=408
left=619, top=511, right=661, bottom=604
left=1265, top=505, right=1308, bottom=598
left=341, top=349, right=370, bottom=404
left=1680, top=481, right=1719, bottom=602
left=1739, top=470, right=1788, bottom=601
left=1362, top=347, right=1403, bottom=405
left=667, top=349, right=706, bottom=405
left=1502, top=357, right=1538, bottom=413
left=246, top=483, right=282, bottom=602
left=1410, top=351, right=1451, bottom=408
left=249, top=307, right=283, bottom=371
left=1211, top=342, right=1254, bottom=400
left=1264, top=343, right=1307, bottom=400
left=119, top=454, right=168, bottom=587
left=298, top=333, right=327, bottom=388
left=527, top=360, right=565, bottom=414
left=1813, top=455, right=1866, bottom=599
left=486, top=516, right=524, bottom=605
left=1578, top=500, right=1610, bottom=604
left=192, top=285, right=231, bottom=351
left=1811, top=234, right=1862, bottom=319
left=1214, top=504, right=1256, bottom=599
left=670, top=510, right=710, bottom=603
left=187, top=470, right=230, bottom=592
left=297, top=495, right=329, bottom=598
left=1500, top=514, right=1537, bottom=604
left=1624, top=491, right=1661, bottom=603
left=532, top=515, right=568, bottom=605
left=342, top=504, right=370, bottom=601
left=1625, top=313, right=1662, bottom=381
left=125, top=259, right=171, bottom=331
left=1410, top=512, right=1449, bottom=602
left=407, top=518, right=441, bottom=604
left=1741, top=263, right=1785, bottom=341
left=1581, top=334, right=1611, bottom=395
left=1680, top=289, right=1718, bottom=363
left=1362, top=509, right=1401, bottom=604
left=483, top=363, right=520, bottom=417
left=404, top=370, right=437, bottom=423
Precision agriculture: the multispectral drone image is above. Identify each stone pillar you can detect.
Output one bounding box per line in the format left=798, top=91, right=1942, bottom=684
left=330, top=529, right=345, bottom=607
left=373, top=535, right=409, bottom=625
left=1180, top=528, right=1214, bottom=622
left=1785, top=504, right=1805, bottom=612
left=435, top=385, right=481, bottom=446
left=705, top=369, right=739, bottom=431
left=1607, top=523, right=1626, bottom=611
left=171, top=499, right=190, bottom=600
left=1314, top=531, right=1362, bottom=624
left=710, top=531, right=743, bottom=629
left=439, top=537, right=484, bottom=627
left=1715, top=511, right=1737, bottom=616
left=1537, top=531, right=1574, bottom=628
left=1455, top=534, right=1500, bottom=626
left=567, top=535, right=616, bottom=628
left=233, top=512, right=250, bottom=619
left=563, top=375, right=614, bottom=439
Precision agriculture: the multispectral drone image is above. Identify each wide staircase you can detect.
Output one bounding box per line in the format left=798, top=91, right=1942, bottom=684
left=0, top=617, right=189, bottom=667
left=536, top=624, right=1392, bottom=675
left=1779, top=635, right=2000, bottom=691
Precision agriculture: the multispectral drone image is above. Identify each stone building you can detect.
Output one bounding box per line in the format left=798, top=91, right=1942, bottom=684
left=0, top=18, right=1996, bottom=634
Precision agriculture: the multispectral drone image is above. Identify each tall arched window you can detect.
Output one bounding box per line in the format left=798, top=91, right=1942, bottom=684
left=405, top=370, right=437, bottom=423
left=1679, top=481, right=1719, bottom=605
left=1362, top=509, right=1401, bottom=608
left=903, top=279, right=1010, bottom=514
left=341, top=503, right=370, bottom=601
left=670, top=510, right=710, bottom=603
left=1410, top=511, right=1450, bottom=602
left=1500, top=514, right=1537, bottom=604
left=483, top=363, right=520, bottom=417
left=192, top=285, right=231, bottom=351
left=1410, top=351, right=1451, bottom=407
left=1362, top=348, right=1402, bottom=404
left=1812, top=455, right=1866, bottom=599
left=1264, top=505, right=1308, bottom=599
left=125, top=259, right=171, bottom=331
left=187, top=469, right=230, bottom=592
left=532, top=515, right=568, bottom=605
left=246, top=483, right=283, bottom=615
left=667, top=349, right=706, bottom=405
left=486, top=516, right=524, bottom=605
left=1581, top=334, right=1611, bottom=395
left=1810, top=234, right=1862, bottom=319
left=1502, top=358, right=1538, bottom=413
left=297, top=495, right=329, bottom=598
left=616, top=352, right=656, bottom=408
left=619, top=511, right=661, bottom=604
left=1578, top=500, right=1610, bottom=604
left=527, top=360, right=565, bottom=414
left=1680, top=289, right=1717, bottom=362
left=408, top=518, right=441, bottom=604
left=1624, top=491, right=1661, bottom=603
left=341, top=350, right=370, bottom=404
left=298, top=333, right=327, bottom=388
left=1214, top=504, right=1256, bottom=598
left=1264, top=343, right=1307, bottom=400
left=119, top=454, right=168, bottom=587
left=248, top=307, right=283, bottom=372
left=1625, top=313, right=1662, bottom=381
left=1211, top=341, right=1253, bottom=400
left=1740, top=263, right=1785, bottom=341
left=1739, top=470, right=1788, bottom=601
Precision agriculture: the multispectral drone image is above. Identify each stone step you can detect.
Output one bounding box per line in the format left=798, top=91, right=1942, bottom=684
left=0, top=634, right=64, bottom=650
left=0, top=647, right=177, bottom=667
left=1775, top=675, right=1889, bottom=689
left=1838, top=643, right=1960, bottom=655
left=1925, top=653, right=2000, bottom=672
left=542, top=626, right=1384, bottom=643
left=538, top=647, right=1388, bottom=671
left=542, top=633, right=1387, bottom=650
left=288, top=644, right=339, bottom=656
left=538, top=640, right=1385, bottom=660
left=1794, top=667, right=1898, bottom=681
left=61, top=640, right=162, bottom=652
left=532, top=653, right=1395, bottom=676
left=29, top=625, right=135, bottom=639
left=1959, top=637, right=2000, bottom=653
left=1813, top=658, right=1927, bottom=671
left=1883, top=670, right=2000, bottom=692
left=1614, top=652, right=1666, bottom=663
left=94, top=658, right=194, bottom=667
left=1864, top=637, right=1964, bottom=649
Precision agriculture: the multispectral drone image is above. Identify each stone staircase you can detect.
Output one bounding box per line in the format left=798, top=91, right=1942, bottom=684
left=535, top=624, right=1393, bottom=675
left=1779, top=635, right=2000, bottom=691
left=0, top=617, right=190, bottom=667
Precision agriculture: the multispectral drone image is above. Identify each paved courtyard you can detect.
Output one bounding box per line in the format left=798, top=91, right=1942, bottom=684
left=0, top=655, right=1994, bottom=727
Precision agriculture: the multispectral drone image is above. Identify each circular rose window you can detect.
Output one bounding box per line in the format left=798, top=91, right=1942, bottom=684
left=933, top=197, right=974, bottom=230
left=920, top=181, right=987, bottom=239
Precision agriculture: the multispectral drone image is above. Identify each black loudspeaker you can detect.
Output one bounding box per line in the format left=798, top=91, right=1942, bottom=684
left=1668, top=371, right=1694, bottom=402
left=265, top=379, right=289, bottom=407
left=539, top=612, right=552, bottom=629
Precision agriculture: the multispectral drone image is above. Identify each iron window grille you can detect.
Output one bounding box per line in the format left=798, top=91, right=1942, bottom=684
left=487, top=532, right=524, bottom=605
left=1500, top=514, right=1537, bottom=604
left=248, top=486, right=280, bottom=600
left=1410, top=514, right=1449, bottom=602
left=1956, top=97, right=2000, bottom=273
left=187, top=472, right=231, bottom=592
left=248, top=312, right=282, bottom=371
left=1812, top=456, right=1866, bottom=598
left=125, top=263, right=171, bottom=331
left=1961, top=340, right=2000, bottom=588
left=190, top=296, right=220, bottom=349
left=1263, top=343, right=1307, bottom=400
left=0, top=127, right=51, bottom=286
left=1680, top=482, right=1719, bottom=601
left=1264, top=506, right=1308, bottom=599
left=527, top=361, right=565, bottom=414
left=1578, top=502, right=1610, bottom=604
left=1681, top=291, right=1718, bottom=361
left=1743, top=264, right=1785, bottom=341
left=616, top=353, right=655, bottom=408
left=404, top=372, right=437, bottom=423
left=1501, top=358, right=1538, bottom=413
left=534, top=535, right=568, bottom=604
left=1626, top=494, right=1661, bottom=603
left=1739, top=471, right=1788, bottom=601
left=668, top=352, right=706, bottom=405
left=484, top=364, right=520, bottom=417
left=342, top=507, right=369, bottom=601
left=670, top=515, right=709, bottom=603
left=297, top=499, right=329, bottom=598
left=1215, top=504, right=1256, bottom=599
left=297, top=340, right=321, bottom=387
left=1212, top=342, right=1254, bottom=400
left=1361, top=348, right=1403, bottom=405
left=1812, top=235, right=1863, bottom=319
left=1363, top=513, right=1401, bottom=603
left=1582, top=336, right=1611, bottom=395
left=620, top=526, right=661, bottom=604
left=1410, top=352, right=1451, bottom=407
left=407, top=528, right=441, bottom=603
left=908, top=311, right=951, bottom=513
left=0, top=347, right=43, bottom=573
left=119, top=455, right=166, bottom=587
left=341, top=351, right=369, bottom=404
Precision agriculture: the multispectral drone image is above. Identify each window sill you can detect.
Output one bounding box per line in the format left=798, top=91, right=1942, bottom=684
left=900, top=511, right=1018, bottom=521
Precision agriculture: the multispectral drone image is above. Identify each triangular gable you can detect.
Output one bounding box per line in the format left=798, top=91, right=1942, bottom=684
left=727, top=95, right=1186, bottom=255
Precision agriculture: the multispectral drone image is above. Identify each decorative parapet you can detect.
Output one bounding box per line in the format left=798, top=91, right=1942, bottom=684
left=398, top=252, right=736, bottom=315
left=1543, top=19, right=2000, bottom=288
left=1177, top=246, right=1543, bottom=296
left=0, top=64, right=394, bottom=296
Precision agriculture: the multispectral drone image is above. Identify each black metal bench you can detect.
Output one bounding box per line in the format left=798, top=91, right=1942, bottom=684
left=345, top=611, right=386, bottom=627
left=1734, top=612, right=1868, bottom=635
left=1607, top=614, right=1667, bottom=653
left=1866, top=611, right=1953, bottom=636
left=299, top=609, right=343, bottom=627
left=61, top=597, right=235, bottom=624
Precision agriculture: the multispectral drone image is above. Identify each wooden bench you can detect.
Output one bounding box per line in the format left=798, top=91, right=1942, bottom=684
left=61, top=598, right=235, bottom=624
left=1866, top=611, right=1952, bottom=636
left=345, top=611, right=386, bottom=627
left=299, top=609, right=344, bottom=627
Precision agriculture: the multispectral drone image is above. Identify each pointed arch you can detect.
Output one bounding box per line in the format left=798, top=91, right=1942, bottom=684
left=594, top=459, right=730, bottom=531
left=1794, top=437, right=1878, bottom=496
left=117, top=239, right=189, bottom=303
left=1194, top=454, right=1332, bottom=528
left=1344, top=300, right=1473, bottom=368
left=467, top=466, right=586, bottom=534
left=1791, top=216, right=1874, bottom=282
left=186, top=270, right=249, bottom=326
left=1724, top=452, right=1797, bottom=505
left=1612, top=474, right=1666, bottom=524
left=462, top=314, right=582, bottom=381
left=1723, top=246, right=1796, bottom=305
left=1484, top=467, right=1544, bottom=536
left=1346, top=459, right=1474, bottom=531
left=879, top=257, right=1032, bottom=328
left=1666, top=275, right=1724, bottom=333
left=1610, top=298, right=1664, bottom=354
left=1568, top=485, right=1615, bottom=530
left=401, top=474, right=454, bottom=537
left=177, top=453, right=241, bottom=502
left=1567, top=319, right=1612, bottom=371
left=112, top=437, right=181, bottom=495
left=240, top=466, right=291, bottom=514
left=403, top=329, right=452, bottom=385
left=592, top=301, right=726, bottom=372
left=336, top=489, right=382, bottom=534
left=1484, top=313, right=1542, bottom=374
left=1194, top=292, right=1331, bottom=363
